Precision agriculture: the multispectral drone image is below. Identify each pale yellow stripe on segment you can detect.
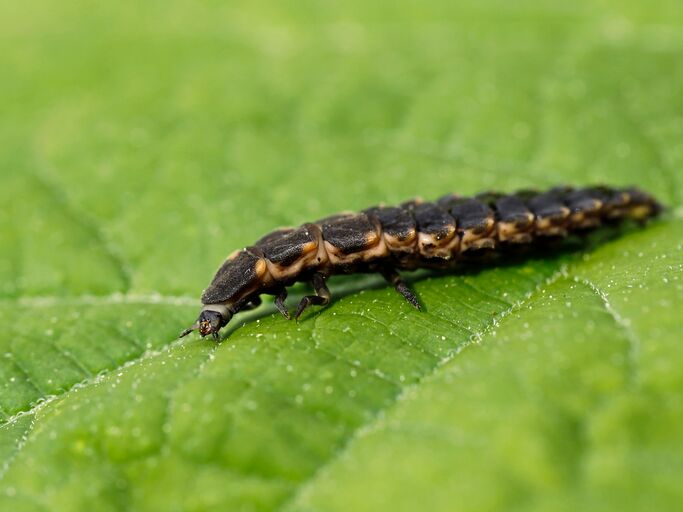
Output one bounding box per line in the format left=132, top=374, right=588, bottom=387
left=324, top=229, right=388, bottom=265
left=264, top=240, right=323, bottom=281
left=417, top=228, right=458, bottom=259
left=629, top=204, right=654, bottom=220
left=383, top=229, right=417, bottom=253
left=460, top=217, right=496, bottom=252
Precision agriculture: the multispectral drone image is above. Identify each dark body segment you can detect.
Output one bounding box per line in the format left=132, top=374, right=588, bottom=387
left=316, top=213, right=388, bottom=269
left=524, top=188, right=572, bottom=235
left=492, top=194, right=534, bottom=227
left=257, top=223, right=324, bottom=283
left=438, top=196, right=493, bottom=232
left=476, top=192, right=535, bottom=243
left=253, top=228, right=293, bottom=247
left=363, top=206, right=417, bottom=255
left=437, top=195, right=496, bottom=252
left=608, top=187, right=661, bottom=220
left=256, top=226, right=317, bottom=266
left=318, top=213, right=378, bottom=255
left=564, top=187, right=609, bottom=228
left=185, top=185, right=663, bottom=340
left=201, top=250, right=266, bottom=304
left=363, top=206, right=415, bottom=242
left=410, top=202, right=458, bottom=259
left=412, top=202, right=455, bottom=239
left=565, top=187, right=606, bottom=214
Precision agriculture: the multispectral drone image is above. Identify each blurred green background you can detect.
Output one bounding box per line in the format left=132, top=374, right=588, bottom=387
left=1, top=1, right=682, bottom=511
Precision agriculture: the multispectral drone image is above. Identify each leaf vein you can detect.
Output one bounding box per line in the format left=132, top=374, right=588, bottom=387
left=29, top=169, right=133, bottom=292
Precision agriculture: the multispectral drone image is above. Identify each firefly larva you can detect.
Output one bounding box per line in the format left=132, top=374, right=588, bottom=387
left=181, top=185, right=662, bottom=340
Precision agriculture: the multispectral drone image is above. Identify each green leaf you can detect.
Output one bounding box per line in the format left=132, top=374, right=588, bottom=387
left=1, top=1, right=682, bottom=511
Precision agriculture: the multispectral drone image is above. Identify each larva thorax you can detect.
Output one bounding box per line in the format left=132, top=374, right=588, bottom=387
left=181, top=185, right=662, bottom=340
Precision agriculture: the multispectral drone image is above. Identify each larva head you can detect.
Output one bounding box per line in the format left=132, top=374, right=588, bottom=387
left=180, top=306, right=232, bottom=341
left=183, top=250, right=271, bottom=341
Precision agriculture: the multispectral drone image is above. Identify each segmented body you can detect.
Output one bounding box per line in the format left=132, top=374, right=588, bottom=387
left=183, top=185, right=662, bottom=339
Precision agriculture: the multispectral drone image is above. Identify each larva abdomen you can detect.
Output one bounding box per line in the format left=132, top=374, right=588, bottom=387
left=182, top=185, right=662, bottom=340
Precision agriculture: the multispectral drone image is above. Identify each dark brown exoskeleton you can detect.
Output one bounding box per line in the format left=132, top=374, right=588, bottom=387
left=181, top=185, right=663, bottom=340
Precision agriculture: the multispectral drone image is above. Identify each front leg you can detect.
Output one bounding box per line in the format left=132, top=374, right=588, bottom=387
left=295, top=272, right=331, bottom=320
left=239, top=296, right=263, bottom=312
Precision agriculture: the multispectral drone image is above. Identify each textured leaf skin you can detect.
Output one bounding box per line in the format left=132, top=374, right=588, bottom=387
left=1, top=1, right=682, bottom=511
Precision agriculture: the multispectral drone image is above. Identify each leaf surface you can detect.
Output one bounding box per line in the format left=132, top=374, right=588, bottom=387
left=1, top=1, right=682, bottom=510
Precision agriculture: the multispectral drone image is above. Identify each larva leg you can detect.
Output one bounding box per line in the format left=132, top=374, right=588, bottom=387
left=274, top=288, right=290, bottom=320
left=380, top=267, right=421, bottom=311
left=239, top=296, right=262, bottom=312
left=295, top=272, right=331, bottom=320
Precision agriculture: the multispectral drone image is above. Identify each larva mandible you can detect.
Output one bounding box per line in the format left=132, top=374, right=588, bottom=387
left=181, top=185, right=662, bottom=340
